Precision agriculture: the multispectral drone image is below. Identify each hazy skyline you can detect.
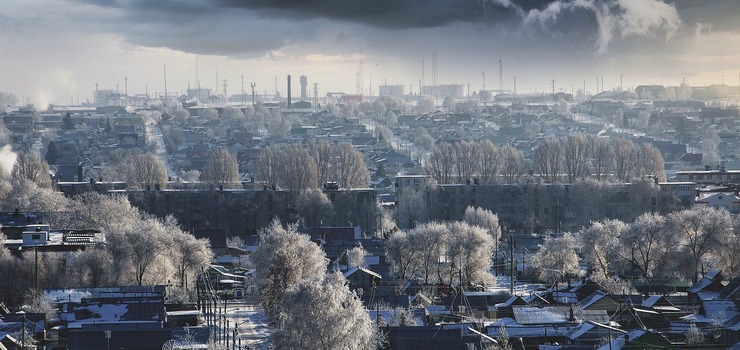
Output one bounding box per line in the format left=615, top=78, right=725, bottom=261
left=2, top=0, right=739, bottom=108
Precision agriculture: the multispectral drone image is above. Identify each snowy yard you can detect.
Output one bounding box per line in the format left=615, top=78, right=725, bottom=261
left=225, top=302, right=273, bottom=350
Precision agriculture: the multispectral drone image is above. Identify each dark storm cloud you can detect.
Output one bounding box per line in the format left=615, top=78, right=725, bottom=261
left=216, top=0, right=537, bottom=28
left=77, top=0, right=550, bottom=29
left=65, top=0, right=694, bottom=58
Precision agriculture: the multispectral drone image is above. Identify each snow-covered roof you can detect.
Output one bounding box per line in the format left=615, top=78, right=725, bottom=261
left=578, top=291, right=608, bottom=309
left=565, top=322, right=595, bottom=340
left=343, top=266, right=382, bottom=279
left=512, top=306, right=568, bottom=325
left=596, top=329, right=648, bottom=350
left=702, top=300, right=738, bottom=321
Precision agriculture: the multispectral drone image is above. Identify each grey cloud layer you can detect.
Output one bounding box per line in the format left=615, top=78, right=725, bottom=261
left=70, top=0, right=732, bottom=58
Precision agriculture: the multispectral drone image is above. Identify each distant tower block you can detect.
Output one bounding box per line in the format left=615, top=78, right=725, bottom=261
left=287, top=75, right=292, bottom=109
left=300, top=75, right=308, bottom=99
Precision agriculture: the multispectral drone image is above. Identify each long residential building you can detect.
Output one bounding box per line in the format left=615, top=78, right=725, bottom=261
left=396, top=175, right=695, bottom=232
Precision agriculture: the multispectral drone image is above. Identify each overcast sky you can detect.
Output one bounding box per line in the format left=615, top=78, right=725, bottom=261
left=2, top=0, right=739, bottom=107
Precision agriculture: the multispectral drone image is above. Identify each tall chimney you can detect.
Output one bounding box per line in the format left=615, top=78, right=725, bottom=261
left=300, top=75, right=308, bottom=99
left=287, top=75, right=292, bottom=109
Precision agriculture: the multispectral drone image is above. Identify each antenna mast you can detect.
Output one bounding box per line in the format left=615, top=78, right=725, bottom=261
left=499, top=59, right=503, bottom=93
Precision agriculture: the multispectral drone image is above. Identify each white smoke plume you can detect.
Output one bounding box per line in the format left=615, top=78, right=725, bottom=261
left=522, top=0, right=681, bottom=54
left=0, top=145, right=18, bottom=177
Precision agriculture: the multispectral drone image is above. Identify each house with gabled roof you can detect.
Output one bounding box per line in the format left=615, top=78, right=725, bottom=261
left=596, top=329, right=672, bottom=350
left=687, top=269, right=725, bottom=303
left=565, top=320, right=627, bottom=347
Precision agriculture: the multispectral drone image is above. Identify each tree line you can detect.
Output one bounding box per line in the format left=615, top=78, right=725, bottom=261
left=0, top=153, right=212, bottom=306
left=252, top=219, right=380, bottom=349
left=531, top=205, right=740, bottom=291
left=254, top=140, right=369, bottom=192
left=425, top=134, right=665, bottom=185
left=385, top=207, right=500, bottom=288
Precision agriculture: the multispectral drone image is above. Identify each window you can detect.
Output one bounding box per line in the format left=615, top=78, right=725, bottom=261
left=32, top=234, right=40, bottom=240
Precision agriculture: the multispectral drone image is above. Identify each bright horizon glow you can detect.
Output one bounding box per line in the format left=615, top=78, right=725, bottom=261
left=2, top=0, right=739, bottom=107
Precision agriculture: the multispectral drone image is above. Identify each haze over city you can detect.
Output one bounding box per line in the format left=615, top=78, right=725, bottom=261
left=2, top=0, right=739, bottom=108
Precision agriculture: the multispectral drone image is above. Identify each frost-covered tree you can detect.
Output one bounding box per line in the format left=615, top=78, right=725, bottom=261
left=620, top=213, right=678, bottom=284
left=333, top=143, right=369, bottom=188
left=396, top=187, right=426, bottom=229
left=498, top=145, right=524, bottom=184
left=385, top=230, right=422, bottom=281
left=66, top=192, right=140, bottom=231
left=562, top=133, right=590, bottom=183
left=254, top=144, right=281, bottom=189
left=308, top=140, right=333, bottom=188
left=578, top=219, right=627, bottom=283
left=201, top=148, right=240, bottom=189
left=716, top=215, right=740, bottom=279
left=669, top=206, right=732, bottom=282
left=455, top=140, right=479, bottom=183
left=125, top=153, right=168, bottom=190
left=11, top=152, right=51, bottom=188
left=427, top=142, right=456, bottom=184
left=530, top=233, right=580, bottom=285
left=273, top=272, right=377, bottom=350
left=68, top=246, right=113, bottom=287
left=167, top=217, right=212, bottom=291
left=532, top=137, right=561, bottom=183
left=463, top=206, right=502, bottom=242
left=612, top=138, right=637, bottom=182
left=636, top=143, right=666, bottom=182
left=294, top=188, right=334, bottom=229
left=589, top=136, right=613, bottom=181
left=347, top=244, right=367, bottom=269
left=477, top=139, right=499, bottom=184
left=253, top=219, right=327, bottom=324
left=408, top=222, right=447, bottom=284
left=277, top=145, right=318, bottom=192
left=445, top=221, right=495, bottom=287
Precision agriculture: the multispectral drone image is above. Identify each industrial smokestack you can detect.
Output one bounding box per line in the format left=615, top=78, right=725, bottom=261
left=287, top=75, right=292, bottom=109
left=300, top=75, right=308, bottom=99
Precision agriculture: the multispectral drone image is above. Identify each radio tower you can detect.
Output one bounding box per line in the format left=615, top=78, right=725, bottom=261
left=313, top=82, right=319, bottom=108
left=432, top=50, right=438, bottom=98
left=357, top=49, right=364, bottom=96
left=222, top=79, right=228, bottom=103
left=498, top=59, right=503, bottom=93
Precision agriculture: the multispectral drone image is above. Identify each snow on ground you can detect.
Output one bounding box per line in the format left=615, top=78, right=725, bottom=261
left=225, top=302, right=273, bottom=350
left=487, top=275, right=546, bottom=296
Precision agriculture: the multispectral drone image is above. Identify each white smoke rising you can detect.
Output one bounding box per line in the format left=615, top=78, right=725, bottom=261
left=32, top=69, right=78, bottom=111
left=0, top=145, right=18, bottom=177
left=523, top=0, right=681, bottom=54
